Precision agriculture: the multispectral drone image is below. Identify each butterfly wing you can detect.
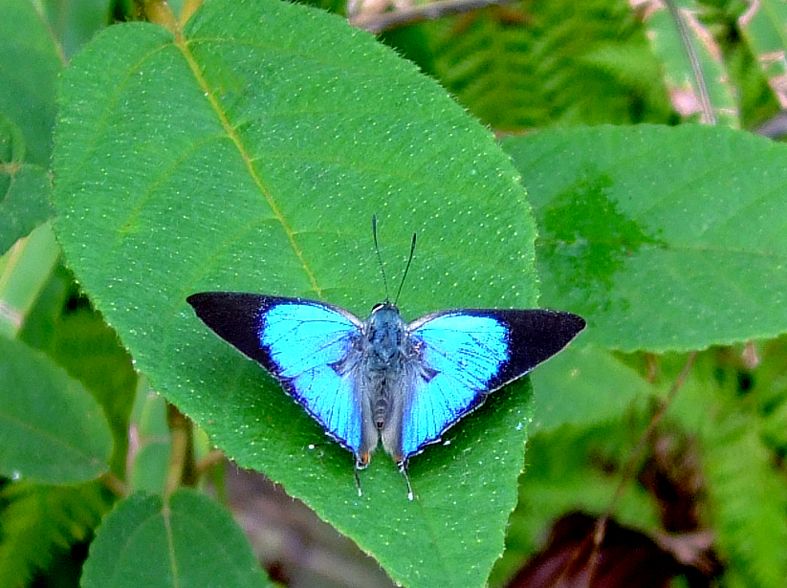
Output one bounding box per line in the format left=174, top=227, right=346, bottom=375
left=187, top=292, right=366, bottom=456
left=396, top=309, right=585, bottom=462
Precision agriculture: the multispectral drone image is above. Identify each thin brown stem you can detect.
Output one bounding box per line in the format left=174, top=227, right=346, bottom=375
left=100, top=471, right=128, bottom=498
left=141, top=0, right=178, bottom=33
left=194, top=449, right=226, bottom=477
left=350, top=0, right=518, bottom=34
left=584, top=351, right=697, bottom=587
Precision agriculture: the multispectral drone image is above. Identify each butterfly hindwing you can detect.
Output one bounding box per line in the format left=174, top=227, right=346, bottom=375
left=397, top=309, right=586, bottom=460
left=187, top=292, right=366, bottom=455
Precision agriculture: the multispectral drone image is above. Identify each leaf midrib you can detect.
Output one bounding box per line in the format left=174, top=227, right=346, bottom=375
left=172, top=32, right=322, bottom=299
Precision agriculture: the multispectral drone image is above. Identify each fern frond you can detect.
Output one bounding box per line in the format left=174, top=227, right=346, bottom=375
left=423, top=0, right=669, bottom=129
left=0, top=481, right=109, bottom=585
left=704, top=417, right=787, bottom=588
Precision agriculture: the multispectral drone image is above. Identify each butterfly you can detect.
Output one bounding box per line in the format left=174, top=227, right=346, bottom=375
left=187, top=219, right=585, bottom=499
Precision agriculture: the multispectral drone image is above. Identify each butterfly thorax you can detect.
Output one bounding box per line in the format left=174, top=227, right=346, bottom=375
left=364, top=303, right=406, bottom=368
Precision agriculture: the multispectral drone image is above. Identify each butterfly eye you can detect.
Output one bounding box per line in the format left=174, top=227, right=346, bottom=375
left=371, top=302, right=384, bottom=312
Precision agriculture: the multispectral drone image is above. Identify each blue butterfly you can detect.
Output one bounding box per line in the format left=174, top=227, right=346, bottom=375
left=187, top=222, right=585, bottom=499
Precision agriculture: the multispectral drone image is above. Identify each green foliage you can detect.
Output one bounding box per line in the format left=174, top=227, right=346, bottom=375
left=490, top=421, right=661, bottom=585
left=40, top=0, right=113, bottom=59
left=127, top=386, right=171, bottom=494
left=530, top=345, right=654, bottom=431
left=0, top=481, right=108, bottom=586
left=0, top=224, right=60, bottom=339
left=389, top=0, right=673, bottom=129
left=81, top=490, right=270, bottom=587
left=705, top=416, right=787, bottom=587
left=738, top=0, right=787, bottom=109
left=661, top=343, right=787, bottom=587
left=20, top=277, right=138, bottom=475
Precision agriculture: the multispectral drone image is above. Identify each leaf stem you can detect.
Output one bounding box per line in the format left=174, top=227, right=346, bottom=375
left=194, top=449, right=225, bottom=477
left=100, top=471, right=128, bottom=497
left=141, top=0, right=178, bottom=33
left=164, top=402, right=196, bottom=497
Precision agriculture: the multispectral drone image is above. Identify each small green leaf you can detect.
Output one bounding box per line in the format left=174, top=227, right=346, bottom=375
left=0, top=336, right=112, bottom=484
left=81, top=490, right=270, bottom=587
left=738, top=0, right=787, bottom=108
left=53, top=0, right=538, bottom=584
left=0, top=115, right=53, bottom=253
left=0, top=0, right=63, bottom=165
left=503, top=124, right=787, bottom=352
left=0, top=224, right=60, bottom=338
left=0, top=163, right=53, bottom=254
left=530, top=345, right=653, bottom=431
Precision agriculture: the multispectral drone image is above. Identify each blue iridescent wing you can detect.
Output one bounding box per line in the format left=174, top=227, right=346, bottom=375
left=398, top=309, right=585, bottom=461
left=187, top=292, right=365, bottom=455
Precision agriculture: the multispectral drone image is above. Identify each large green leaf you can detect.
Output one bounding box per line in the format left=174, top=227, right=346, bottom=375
left=503, top=125, right=787, bottom=352
left=53, top=0, right=541, bottom=585
left=81, top=490, right=270, bottom=587
left=0, top=337, right=112, bottom=484
left=0, top=0, right=63, bottom=165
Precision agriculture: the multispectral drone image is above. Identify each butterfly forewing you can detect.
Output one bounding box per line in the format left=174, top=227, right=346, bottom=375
left=396, top=309, right=586, bottom=461
left=187, top=293, right=367, bottom=454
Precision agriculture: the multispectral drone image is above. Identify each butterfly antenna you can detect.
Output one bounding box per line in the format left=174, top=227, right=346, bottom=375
left=399, top=462, right=415, bottom=501
left=393, top=232, right=417, bottom=306
left=372, top=215, right=391, bottom=302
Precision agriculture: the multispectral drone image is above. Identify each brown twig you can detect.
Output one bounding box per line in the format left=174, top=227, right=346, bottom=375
left=100, top=471, right=128, bottom=498
left=584, top=351, right=698, bottom=587
left=195, top=449, right=227, bottom=477
left=350, top=0, right=517, bottom=34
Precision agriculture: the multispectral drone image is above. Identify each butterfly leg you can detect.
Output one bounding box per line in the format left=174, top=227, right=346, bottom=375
left=396, top=459, right=415, bottom=501
left=353, top=452, right=370, bottom=497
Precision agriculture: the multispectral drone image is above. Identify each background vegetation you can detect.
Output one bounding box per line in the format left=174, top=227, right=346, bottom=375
left=0, top=0, right=785, bottom=586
